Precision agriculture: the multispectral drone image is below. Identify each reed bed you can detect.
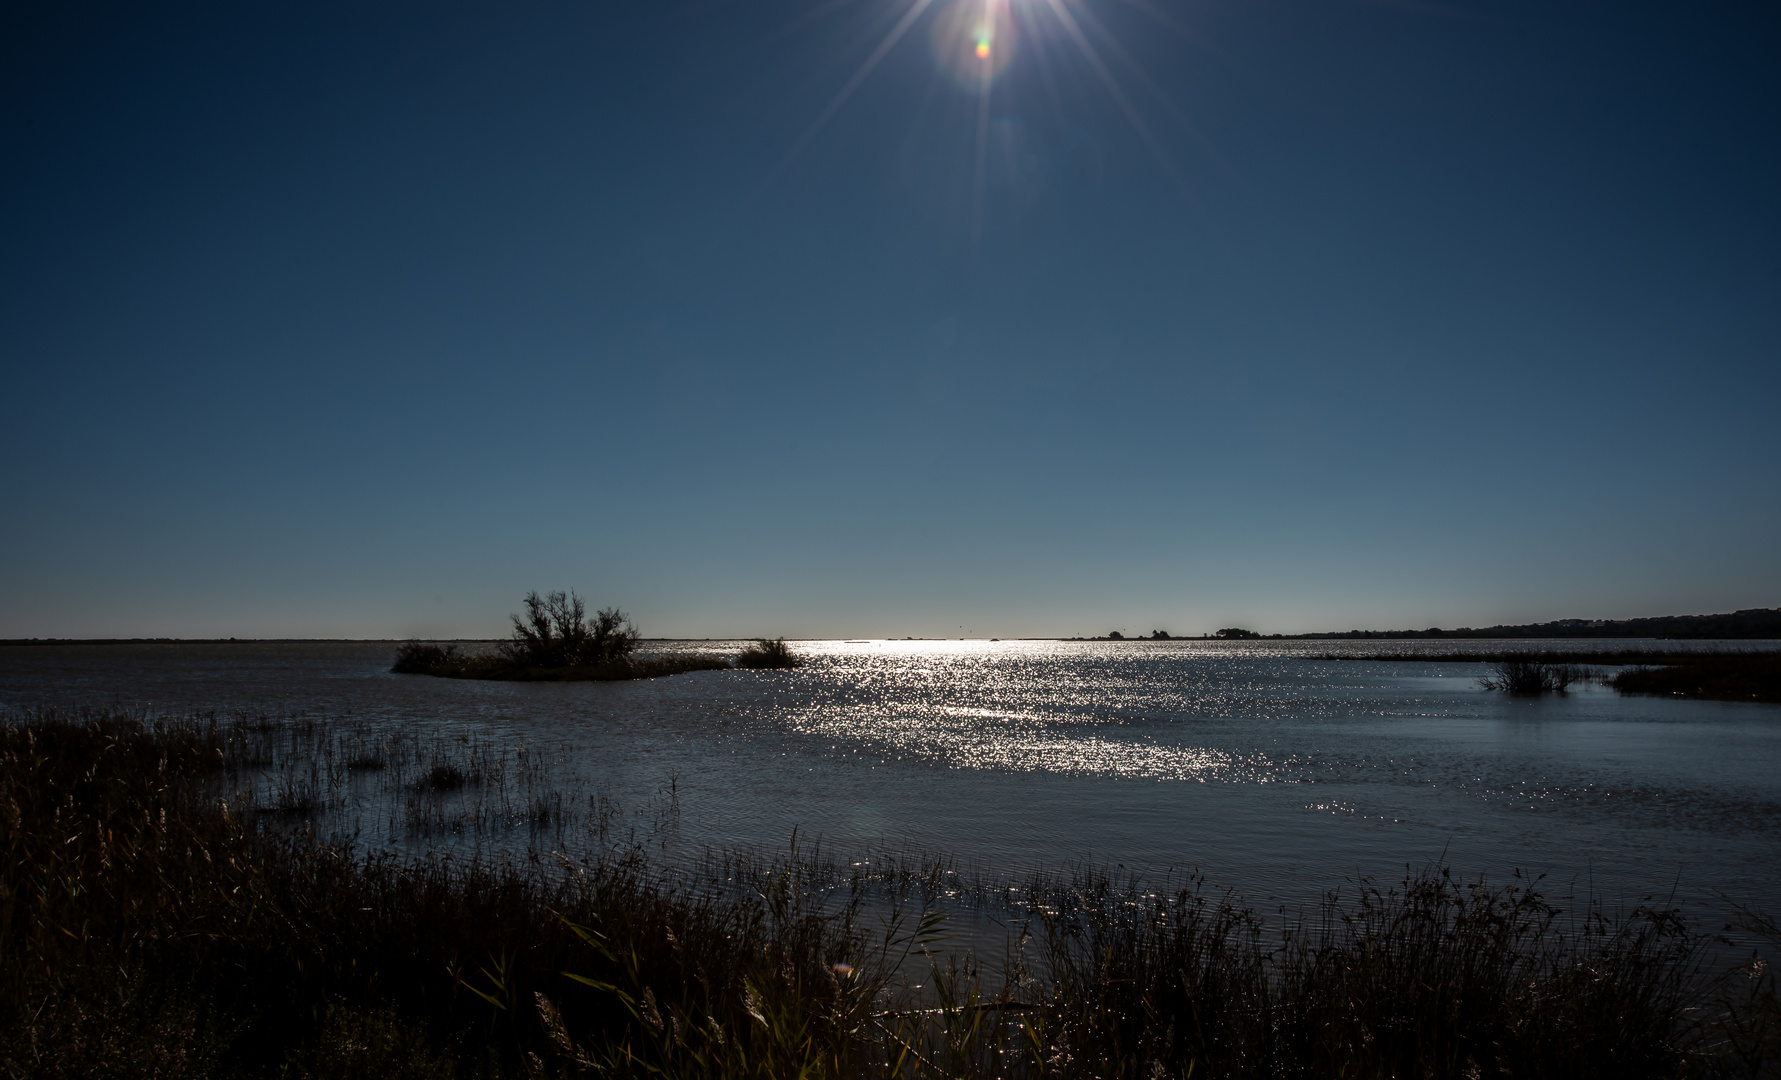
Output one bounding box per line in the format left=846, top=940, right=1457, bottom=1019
left=392, top=642, right=732, bottom=682
left=392, top=592, right=738, bottom=682
left=735, top=638, right=802, bottom=670
left=1312, top=649, right=1781, bottom=702
left=1611, top=655, right=1781, bottom=703
left=1478, top=658, right=1590, bottom=695
left=3, top=709, right=1777, bottom=1078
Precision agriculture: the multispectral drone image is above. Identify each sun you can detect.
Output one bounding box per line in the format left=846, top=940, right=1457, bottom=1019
left=931, top=0, right=1016, bottom=83
left=769, top=0, right=1193, bottom=208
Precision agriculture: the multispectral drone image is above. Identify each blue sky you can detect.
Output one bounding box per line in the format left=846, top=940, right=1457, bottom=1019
left=2, top=0, right=1777, bottom=639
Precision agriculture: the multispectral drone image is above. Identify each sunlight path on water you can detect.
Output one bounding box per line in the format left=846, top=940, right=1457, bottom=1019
left=2, top=637, right=1778, bottom=922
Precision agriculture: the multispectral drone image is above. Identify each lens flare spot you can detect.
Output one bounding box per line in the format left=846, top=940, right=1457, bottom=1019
left=931, top=0, right=1015, bottom=84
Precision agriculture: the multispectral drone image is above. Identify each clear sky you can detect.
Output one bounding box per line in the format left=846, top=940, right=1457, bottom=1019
left=2, top=0, right=1777, bottom=640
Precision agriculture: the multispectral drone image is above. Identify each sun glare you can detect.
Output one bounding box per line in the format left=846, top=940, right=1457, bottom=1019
left=932, top=0, right=1015, bottom=83
left=773, top=0, right=1193, bottom=206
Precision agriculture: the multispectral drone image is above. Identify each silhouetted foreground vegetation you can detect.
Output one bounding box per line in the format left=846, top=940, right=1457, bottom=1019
left=507, top=590, right=641, bottom=667
left=1479, top=659, right=1589, bottom=695
left=1611, top=654, right=1781, bottom=703
left=7, top=709, right=1781, bottom=1078
left=735, top=638, right=801, bottom=669
left=393, top=591, right=732, bottom=681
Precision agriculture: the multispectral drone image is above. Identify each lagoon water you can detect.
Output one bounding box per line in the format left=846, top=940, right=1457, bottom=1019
left=4, top=638, right=1779, bottom=921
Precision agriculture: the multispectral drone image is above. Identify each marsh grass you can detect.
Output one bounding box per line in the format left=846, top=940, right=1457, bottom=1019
left=736, top=638, right=801, bottom=670
left=391, top=641, right=465, bottom=674
left=347, top=748, right=389, bottom=771
left=1479, top=657, right=1590, bottom=695
left=263, top=778, right=324, bottom=815
left=392, top=643, right=731, bottom=682
left=1006, top=869, right=1705, bottom=1078
left=525, top=791, right=564, bottom=832
left=1611, top=655, right=1781, bottom=703
left=393, top=590, right=735, bottom=683
left=0, top=709, right=870, bottom=1078
left=1317, top=648, right=1781, bottom=703
left=1720, top=906, right=1781, bottom=1076
left=3, top=708, right=1777, bottom=1079
left=416, top=761, right=471, bottom=792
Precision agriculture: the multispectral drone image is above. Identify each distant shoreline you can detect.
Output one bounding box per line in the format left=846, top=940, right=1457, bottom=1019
left=4, top=606, right=1779, bottom=645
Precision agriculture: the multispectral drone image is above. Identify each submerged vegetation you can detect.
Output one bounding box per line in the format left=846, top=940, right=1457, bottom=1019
left=4, top=707, right=1780, bottom=1078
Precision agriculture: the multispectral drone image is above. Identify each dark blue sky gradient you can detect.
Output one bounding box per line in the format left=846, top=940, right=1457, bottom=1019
left=3, top=0, right=1777, bottom=638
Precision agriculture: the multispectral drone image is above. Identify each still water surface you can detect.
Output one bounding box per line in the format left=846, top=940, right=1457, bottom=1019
left=4, top=638, right=1777, bottom=918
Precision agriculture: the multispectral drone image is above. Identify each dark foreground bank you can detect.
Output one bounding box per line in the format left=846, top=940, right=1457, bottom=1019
left=4, top=710, right=1779, bottom=1079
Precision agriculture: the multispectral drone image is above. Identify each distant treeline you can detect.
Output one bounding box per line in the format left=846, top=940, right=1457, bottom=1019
left=0, top=638, right=352, bottom=646
left=1295, top=608, right=1781, bottom=640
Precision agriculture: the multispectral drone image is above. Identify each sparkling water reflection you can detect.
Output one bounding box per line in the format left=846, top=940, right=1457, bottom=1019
left=3, top=638, right=1777, bottom=918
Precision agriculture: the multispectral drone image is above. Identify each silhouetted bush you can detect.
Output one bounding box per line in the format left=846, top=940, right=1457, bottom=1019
left=500, top=590, right=639, bottom=669
left=736, top=637, right=801, bottom=669
left=391, top=593, right=732, bottom=682
left=1481, top=658, right=1586, bottom=695
left=390, top=641, right=463, bottom=674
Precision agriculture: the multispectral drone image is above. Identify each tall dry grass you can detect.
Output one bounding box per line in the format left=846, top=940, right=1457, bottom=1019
left=3, top=709, right=1776, bottom=1078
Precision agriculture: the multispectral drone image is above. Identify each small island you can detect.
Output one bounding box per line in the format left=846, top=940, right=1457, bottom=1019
left=392, top=591, right=799, bottom=680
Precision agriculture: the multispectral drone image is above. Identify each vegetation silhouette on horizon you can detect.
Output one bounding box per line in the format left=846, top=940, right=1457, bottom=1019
left=735, top=636, right=800, bottom=669
left=391, top=590, right=799, bottom=680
